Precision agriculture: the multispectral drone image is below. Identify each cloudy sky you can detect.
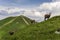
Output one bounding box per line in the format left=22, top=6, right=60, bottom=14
left=0, top=0, right=60, bottom=22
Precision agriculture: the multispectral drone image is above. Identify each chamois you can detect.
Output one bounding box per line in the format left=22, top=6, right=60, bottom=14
left=44, top=13, right=51, bottom=20
left=31, top=20, right=35, bottom=24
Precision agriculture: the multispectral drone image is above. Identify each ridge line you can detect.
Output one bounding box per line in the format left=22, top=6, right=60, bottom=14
left=0, top=17, right=18, bottom=29
left=21, top=16, right=30, bottom=25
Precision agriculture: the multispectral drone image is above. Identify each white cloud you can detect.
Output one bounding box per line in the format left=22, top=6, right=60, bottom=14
left=7, top=8, right=23, bottom=14
left=38, top=1, right=60, bottom=17
left=0, top=7, right=43, bottom=22
left=52, top=0, right=60, bottom=2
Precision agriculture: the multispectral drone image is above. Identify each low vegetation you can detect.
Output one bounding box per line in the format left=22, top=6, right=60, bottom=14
left=0, top=15, right=60, bottom=40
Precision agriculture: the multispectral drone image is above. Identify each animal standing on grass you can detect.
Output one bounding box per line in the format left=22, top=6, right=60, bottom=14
left=31, top=20, right=35, bottom=24
left=44, top=12, right=51, bottom=20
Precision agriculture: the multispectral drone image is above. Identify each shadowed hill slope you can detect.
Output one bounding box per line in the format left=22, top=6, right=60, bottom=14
left=0, top=16, right=60, bottom=40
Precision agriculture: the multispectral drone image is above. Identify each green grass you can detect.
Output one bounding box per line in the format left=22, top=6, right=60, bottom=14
left=0, top=16, right=60, bottom=40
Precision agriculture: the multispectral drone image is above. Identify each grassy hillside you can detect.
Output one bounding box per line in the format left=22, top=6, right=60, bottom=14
left=0, top=16, right=60, bottom=40
left=0, top=15, right=33, bottom=40
left=0, top=17, right=14, bottom=26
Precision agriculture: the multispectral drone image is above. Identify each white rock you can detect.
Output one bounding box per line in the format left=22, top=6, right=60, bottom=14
left=55, top=31, right=60, bottom=34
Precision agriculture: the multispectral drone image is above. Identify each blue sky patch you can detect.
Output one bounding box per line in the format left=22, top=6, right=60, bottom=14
left=0, top=0, right=52, bottom=8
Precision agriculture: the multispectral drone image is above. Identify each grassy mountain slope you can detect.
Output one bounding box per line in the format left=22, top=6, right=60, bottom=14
left=19, top=16, right=60, bottom=40
left=0, top=16, right=60, bottom=40
left=0, top=15, right=33, bottom=40
left=0, top=17, right=15, bottom=26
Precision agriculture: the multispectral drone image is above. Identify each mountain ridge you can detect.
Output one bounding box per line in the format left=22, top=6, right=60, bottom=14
left=0, top=15, right=60, bottom=40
